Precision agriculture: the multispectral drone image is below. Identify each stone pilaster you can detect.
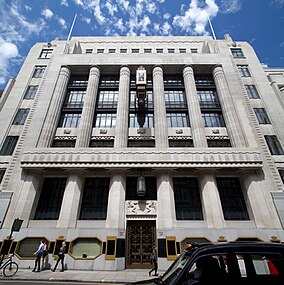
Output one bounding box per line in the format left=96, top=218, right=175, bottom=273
left=183, top=65, right=207, bottom=147
left=106, top=173, right=126, bottom=229
left=156, top=172, right=175, bottom=229
left=212, top=65, right=246, bottom=147
left=200, top=174, right=224, bottom=228
left=153, top=66, right=168, bottom=148
left=37, top=66, right=71, bottom=147
left=76, top=66, right=100, bottom=147
left=114, top=66, right=130, bottom=148
left=57, top=173, right=83, bottom=228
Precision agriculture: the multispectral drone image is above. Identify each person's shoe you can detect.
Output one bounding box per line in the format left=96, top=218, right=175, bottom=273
left=60, top=270, right=64, bottom=272
left=32, top=269, right=35, bottom=272
left=154, top=273, right=158, bottom=276
left=51, top=269, right=55, bottom=272
left=149, top=272, right=151, bottom=276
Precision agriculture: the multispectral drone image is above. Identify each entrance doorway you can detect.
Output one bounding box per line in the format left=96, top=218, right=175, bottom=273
left=126, top=220, right=156, bottom=269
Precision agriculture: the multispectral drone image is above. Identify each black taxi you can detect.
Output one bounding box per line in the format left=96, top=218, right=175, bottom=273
left=129, top=242, right=284, bottom=285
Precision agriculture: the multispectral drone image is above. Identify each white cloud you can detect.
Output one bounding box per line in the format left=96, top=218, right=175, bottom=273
left=162, top=22, right=172, bottom=35
left=173, top=0, right=218, bottom=35
left=41, top=8, right=54, bottom=19
left=58, top=17, right=67, bottom=29
left=220, top=0, right=242, bottom=14
left=61, top=0, right=69, bottom=6
left=24, top=5, right=32, bottom=11
left=0, top=37, right=19, bottom=85
left=105, top=2, right=118, bottom=16
left=81, top=16, right=91, bottom=24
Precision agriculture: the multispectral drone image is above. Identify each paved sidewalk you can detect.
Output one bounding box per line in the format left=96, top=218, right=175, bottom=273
left=1, top=268, right=162, bottom=284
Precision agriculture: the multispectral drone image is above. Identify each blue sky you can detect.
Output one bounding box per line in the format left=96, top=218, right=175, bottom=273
left=0, top=0, right=284, bottom=90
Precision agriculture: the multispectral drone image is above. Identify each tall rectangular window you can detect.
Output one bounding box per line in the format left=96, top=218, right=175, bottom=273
left=254, top=108, right=271, bottom=124
left=173, top=177, right=203, bottom=220
left=245, top=84, right=260, bottom=99
left=216, top=177, right=249, bottom=220
left=265, top=135, right=284, bottom=155
left=279, top=170, right=284, bottom=183
left=79, top=178, right=110, bottom=220
left=34, top=178, right=66, bottom=220
left=24, top=85, right=38, bottom=100
left=33, top=66, right=46, bottom=78
left=39, top=49, right=53, bottom=59
left=238, top=65, right=251, bottom=77
left=12, top=108, right=30, bottom=125
left=0, top=169, right=5, bottom=184
left=0, top=136, right=19, bottom=155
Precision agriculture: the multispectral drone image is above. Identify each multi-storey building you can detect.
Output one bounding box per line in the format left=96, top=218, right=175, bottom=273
left=0, top=35, right=283, bottom=271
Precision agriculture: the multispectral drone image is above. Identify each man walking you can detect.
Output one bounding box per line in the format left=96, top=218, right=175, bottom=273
left=32, top=240, right=44, bottom=272
left=149, top=246, right=158, bottom=276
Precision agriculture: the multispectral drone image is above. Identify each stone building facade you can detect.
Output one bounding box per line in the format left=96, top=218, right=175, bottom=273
left=0, top=35, right=284, bottom=271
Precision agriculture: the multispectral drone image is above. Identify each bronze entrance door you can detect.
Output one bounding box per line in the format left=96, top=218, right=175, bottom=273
left=126, top=220, right=156, bottom=269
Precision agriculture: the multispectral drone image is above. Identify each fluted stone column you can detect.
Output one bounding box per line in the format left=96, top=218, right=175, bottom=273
left=37, top=66, right=71, bottom=147
left=156, top=172, right=175, bottom=229
left=212, top=65, right=246, bottom=147
left=114, top=66, right=130, bottom=148
left=57, top=172, right=83, bottom=228
left=106, top=172, right=126, bottom=229
left=76, top=66, right=100, bottom=147
left=183, top=65, right=207, bottom=147
left=153, top=66, right=168, bottom=148
left=200, top=174, right=224, bottom=228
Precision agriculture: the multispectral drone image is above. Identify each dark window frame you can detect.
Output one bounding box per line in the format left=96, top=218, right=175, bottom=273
left=265, top=135, right=284, bottom=155
left=0, top=136, right=19, bottom=155
left=254, top=108, right=271, bottom=124
left=12, top=108, right=30, bottom=125
left=24, top=85, right=39, bottom=100
left=79, top=177, right=110, bottom=220
left=34, top=177, right=66, bottom=220
left=216, top=177, right=249, bottom=220
left=173, top=177, right=203, bottom=220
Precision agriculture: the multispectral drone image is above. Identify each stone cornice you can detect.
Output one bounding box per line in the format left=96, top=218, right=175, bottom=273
left=21, top=149, right=262, bottom=169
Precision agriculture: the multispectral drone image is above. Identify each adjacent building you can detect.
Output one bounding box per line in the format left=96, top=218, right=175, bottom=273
left=0, top=34, right=284, bottom=271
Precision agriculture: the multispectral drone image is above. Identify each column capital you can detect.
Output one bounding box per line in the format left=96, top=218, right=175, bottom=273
left=120, top=65, right=130, bottom=76
left=183, top=65, right=194, bottom=76
left=89, top=65, right=100, bottom=76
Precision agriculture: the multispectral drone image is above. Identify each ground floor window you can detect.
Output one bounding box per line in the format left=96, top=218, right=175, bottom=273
left=216, top=177, right=249, bottom=220
left=79, top=177, right=110, bottom=220
left=173, top=177, right=203, bottom=220
left=34, top=177, right=66, bottom=220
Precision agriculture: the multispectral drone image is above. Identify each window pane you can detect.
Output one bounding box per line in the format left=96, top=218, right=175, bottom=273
left=202, top=112, right=225, bottom=127
left=33, top=66, right=46, bottom=78
left=173, top=178, right=203, bottom=220
left=24, top=85, right=38, bottom=100
left=34, top=178, right=66, bottom=220
left=79, top=178, right=110, bottom=220
left=265, top=135, right=284, bottom=155
left=254, top=108, right=271, bottom=124
left=39, top=49, right=53, bottom=59
left=216, top=177, right=249, bottom=220
left=245, top=85, right=260, bottom=99
left=12, top=108, right=30, bottom=125
left=0, top=136, right=19, bottom=155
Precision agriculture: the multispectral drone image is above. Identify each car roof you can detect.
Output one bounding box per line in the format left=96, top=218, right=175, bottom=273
left=185, top=241, right=284, bottom=256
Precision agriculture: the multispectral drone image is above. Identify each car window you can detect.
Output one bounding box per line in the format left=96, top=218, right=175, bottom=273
left=234, top=252, right=284, bottom=284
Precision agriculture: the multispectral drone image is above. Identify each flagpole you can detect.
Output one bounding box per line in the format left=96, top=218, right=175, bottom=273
left=207, top=14, right=216, bottom=40
left=67, top=13, right=77, bottom=41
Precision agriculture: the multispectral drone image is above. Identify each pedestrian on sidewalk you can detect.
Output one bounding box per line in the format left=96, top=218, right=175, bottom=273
left=149, top=246, right=158, bottom=276
left=51, top=241, right=66, bottom=272
left=41, top=240, right=49, bottom=271
left=32, top=239, right=44, bottom=272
